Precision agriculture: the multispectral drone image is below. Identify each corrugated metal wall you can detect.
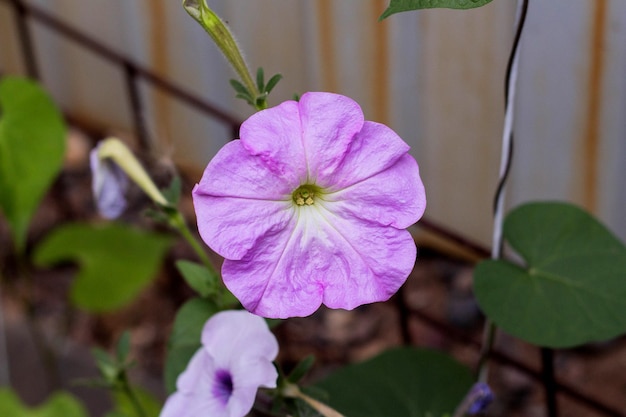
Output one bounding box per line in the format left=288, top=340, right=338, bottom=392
left=1, top=0, right=624, bottom=245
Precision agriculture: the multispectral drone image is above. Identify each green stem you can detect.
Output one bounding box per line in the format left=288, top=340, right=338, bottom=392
left=182, top=0, right=260, bottom=101
left=120, top=375, right=147, bottom=417
left=168, top=210, right=218, bottom=278
left=476, top=320, right=496, bottom=383
left=282, top=383, right=345, bottom=417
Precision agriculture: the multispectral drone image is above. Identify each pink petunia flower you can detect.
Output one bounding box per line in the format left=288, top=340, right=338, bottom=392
left=160, top=310, right=278, bottom=417
left=193, top=92, right=426, bottom=318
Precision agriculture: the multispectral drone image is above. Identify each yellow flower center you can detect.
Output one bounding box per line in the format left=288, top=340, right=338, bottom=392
left=292, top=185, right=319, bottom=206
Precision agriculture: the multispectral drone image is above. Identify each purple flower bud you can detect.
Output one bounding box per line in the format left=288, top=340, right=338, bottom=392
left=90, top=143, right=128, bottom=219
left=467, top=382, right=494, bottom=415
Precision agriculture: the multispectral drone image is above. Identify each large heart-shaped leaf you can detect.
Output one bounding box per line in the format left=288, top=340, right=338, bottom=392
left=0, top=389, right=87, bottom=417
left=474, top=202, right=626, bottom=348
left=381, top=0, right=494, bottom=19
left=0, top=77, right=66, bottom=252
left=33, top=223, right=172, bottom=312
left=164, top=297, right=218, bottom=393
left=315, top=347, right=473, bottom=417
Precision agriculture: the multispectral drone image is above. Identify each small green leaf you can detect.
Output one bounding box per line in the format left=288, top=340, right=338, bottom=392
left=0, top=388, right=88, bottom=417
left=175, top=260, right=220, bottom=297
left=164, top=297, right=218, bottom=393
left=161, top=175, right=182, bottom=206
left=256, top=67, right=265, bottom=92
left=0, top=77, right=66, bottom=252
left=33, top=223, right=172, bottom=312
left=93, top=347, right=120, bottom=383
left=229, top=79, right=249, bottom=95
left=288, top=355, right=315, bottom=383
left=315, top=347, right=473, bottom=417
left=380, top=0, right=494, bottom=19
left=474, top=202, right=626, bottom=348
left=116, top=332, right=131, bottom=363
left=265, top=73, right=283, bottom=94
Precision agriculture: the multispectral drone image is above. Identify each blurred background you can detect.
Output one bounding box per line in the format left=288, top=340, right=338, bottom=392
left=1, top=0, right=625, bottom=246
left=1, top=1, right=626, bottom=416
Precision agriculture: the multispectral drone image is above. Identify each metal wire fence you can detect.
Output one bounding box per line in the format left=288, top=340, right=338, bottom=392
left=1, top=1, right=624, bottom=416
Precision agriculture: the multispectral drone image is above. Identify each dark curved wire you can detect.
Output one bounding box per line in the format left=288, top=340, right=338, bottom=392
left=492, top=0, right=530, bottom=215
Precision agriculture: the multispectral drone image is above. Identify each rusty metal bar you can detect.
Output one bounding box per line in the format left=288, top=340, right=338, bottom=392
left=8, top=0, right=39, bottom=79
left=541, top=348, right=559, bottom=417
left=123, top=62, right=150, bottom=150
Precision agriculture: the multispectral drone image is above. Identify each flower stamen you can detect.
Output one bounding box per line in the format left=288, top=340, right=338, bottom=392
left=292, top=185, right=318, bottom=206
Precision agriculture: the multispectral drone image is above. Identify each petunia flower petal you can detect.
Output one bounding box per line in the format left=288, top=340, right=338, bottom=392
left=298, top=92, right=365, bottom=180
left=201, top=310, right=279, bottom=366
left=231, top=356, right=278, bottom=389
left=326, top=153, right=426, bottom=229
left=175, top=348, right=214, bottom=393
left=223, top=205, right=416, bottom=318
left=314, top=205, right=417, bottom=308
left=222, top=218, right=325, bottom=318
left=193, top=141, right=296, bottom=260
left=162, top=351, right=225, bottom=417
left=228, top=356, right=278, bottom=417
left=239, top=99, right=307, bottom=185
left=320, top=121, right=411, bottom=190
left=193, top=140, right=296, bottom=199
left=194, top=194, right=293, bottom=261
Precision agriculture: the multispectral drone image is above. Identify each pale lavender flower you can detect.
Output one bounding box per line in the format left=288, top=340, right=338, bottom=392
left=90, top=143, right=128, bottom=219
left=160, top=310, right=278, bottom=417
left=193, top=92, right=426, bottom=318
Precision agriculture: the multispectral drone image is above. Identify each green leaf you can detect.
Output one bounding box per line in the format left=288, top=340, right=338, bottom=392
left=315, top=347, right=473, bottom=417
left=229, top=79, right=249, bottom=95
left=256, top=67, right=265, bottom=92
left=474, top=202, right=626, bottom=348
left=112, top=387, right=161, bottom=417
left=288, top=355, right=315, bottom=383
left=33, top=222, right=172, bottom=312
left=380, top=0, right=494, bottom=19
left=116, top=331, right=131, bottom=363
left=161, top=174, right=182, bottom=206
left=265, top=73, right=283, bottom=94
left=164, top=297, right=218, bottom=393
left=175, top=260, right=220, bottom=298
left=0, top=77, right=66, bottom=252
left=93, top=347, right=120, bottom=382
left=0, top=388, right=88, bottom=417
